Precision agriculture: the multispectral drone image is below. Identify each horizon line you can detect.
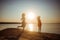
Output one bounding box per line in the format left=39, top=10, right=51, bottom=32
left=0, top=22, right=60, bottom=24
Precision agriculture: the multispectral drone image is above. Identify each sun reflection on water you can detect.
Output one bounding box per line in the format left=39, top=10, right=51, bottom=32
left=25, top=24, right=38, bottom=32
left=28, top=24, right=34, bottom=31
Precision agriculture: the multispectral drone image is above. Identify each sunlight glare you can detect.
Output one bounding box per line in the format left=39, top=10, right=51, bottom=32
left=26, top=12, right=35, bottom=20
left=25, top=24, right=38, bottom=32
left=28, top=24, right=34, bottom=31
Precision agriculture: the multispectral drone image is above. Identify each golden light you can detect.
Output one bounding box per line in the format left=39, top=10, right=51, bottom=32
left=25, top=11, right=38, bottom=31
left=28, top=24, right=34, bottom=31
left=25, top=24, right=38, bottom=32
left=26, top=11, right=36, bottom=20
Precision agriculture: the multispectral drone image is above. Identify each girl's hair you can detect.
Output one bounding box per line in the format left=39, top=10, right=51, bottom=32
left=37, top=16, right=40, bottom=19
left=22, top=13, right=25, bottom=16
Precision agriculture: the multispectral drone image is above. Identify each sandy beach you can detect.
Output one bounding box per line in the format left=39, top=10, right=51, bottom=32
left=0, top=28, right=60, bottom=40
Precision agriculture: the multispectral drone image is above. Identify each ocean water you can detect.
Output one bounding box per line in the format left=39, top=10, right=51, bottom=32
left=0, top=23, right=60, bottom=34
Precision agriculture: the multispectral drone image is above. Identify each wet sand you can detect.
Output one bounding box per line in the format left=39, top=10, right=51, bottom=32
left=0, top=28, right=60, bottom=40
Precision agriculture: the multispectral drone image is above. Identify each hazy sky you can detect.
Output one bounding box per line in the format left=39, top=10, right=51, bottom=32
left=0, top=0, right=60, bottom=23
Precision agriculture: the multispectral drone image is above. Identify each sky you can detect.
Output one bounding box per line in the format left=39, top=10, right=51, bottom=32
left=0, top=0, right=60, bottom=23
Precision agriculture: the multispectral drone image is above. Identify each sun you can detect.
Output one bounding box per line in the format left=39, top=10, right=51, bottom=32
left=25, top=11, right=37, bottom=31
left=26, top=11, right=35, bottom=20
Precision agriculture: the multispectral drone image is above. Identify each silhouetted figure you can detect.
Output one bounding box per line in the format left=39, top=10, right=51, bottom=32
left=21, top=13, right=26, bottom=31
left=37, top=16, right=42, bottom=32
left=18, top=13, right=26, bottom=31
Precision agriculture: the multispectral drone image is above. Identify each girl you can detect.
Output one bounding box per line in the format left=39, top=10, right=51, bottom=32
left=37, top=16, right=42, bottom=32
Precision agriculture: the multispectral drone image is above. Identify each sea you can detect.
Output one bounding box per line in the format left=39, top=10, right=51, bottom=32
left=0, top=23, right=60, bottom=34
